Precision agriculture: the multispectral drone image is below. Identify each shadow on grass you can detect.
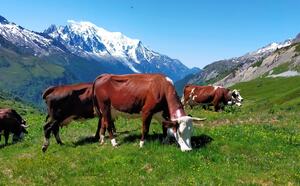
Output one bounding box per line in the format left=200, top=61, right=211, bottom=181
left=72, top=136, right=98, bottom=147
left=122, top=133, right=213, bottom=150
left=191, top=134, right=213, bottom=149
left=73, top=128, right=140, bottom=147
left=0, top=143, right=14, bottom=149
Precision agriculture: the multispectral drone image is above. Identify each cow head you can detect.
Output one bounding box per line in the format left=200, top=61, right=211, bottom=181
left=163, top=116, right=205, bottom=152
left=12, top=120, right=28, bottom=142
left=229, top=89, right=243, bottom=106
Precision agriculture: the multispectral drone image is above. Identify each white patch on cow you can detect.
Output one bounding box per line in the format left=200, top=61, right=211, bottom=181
left=171, top=116, right=193, bottom=152
left=227, top=101, right=232, bottom=105
left=165, top=77, right=174, bottom=85
left=176, top=109, right=183, bottom=118
left=111, top=138, right=118, bottom=147
left=213, top=86, right=222, bottom=91
left=139, top=140, right=145, bottom=148
left=232, top=89, right=243, bottom=103
left=192, top=95, right=197, bottom=101
left=189, top=88, right=195, bottom=99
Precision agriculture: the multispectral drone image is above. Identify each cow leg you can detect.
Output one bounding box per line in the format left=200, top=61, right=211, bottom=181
left=140, top=111, right=153, bottom=148
left=212, top=97, right=222, bottom=111
left=42, top=121, right=55, bottom=152
left=107, top=120, right=117, bottom=146
left=94, top=119, right=101, bottom=140
left=99, top=103, right=118, bottom=147
left=213, top=103, right=220, bottom=111
left=99, top=119, right=106, bottom=145
left=162, top=124, right=170, bottom=144
left=161, top=111, right=170, bottom=144
left=4, top=130, right=9, bottom=145
left=52, top=123, right=63, bottom=145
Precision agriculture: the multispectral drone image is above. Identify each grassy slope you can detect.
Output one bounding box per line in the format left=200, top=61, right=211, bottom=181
left=0, top=77, right=299, bottom=185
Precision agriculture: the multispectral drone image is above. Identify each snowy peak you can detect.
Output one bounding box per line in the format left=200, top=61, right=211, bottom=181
left=43, top=20, right=193, bottom=78
left=0, top=15, right=62, bottom=55
left=44, top=20, right=146, bottom=64
left=254, top=39, right=292, bottom=55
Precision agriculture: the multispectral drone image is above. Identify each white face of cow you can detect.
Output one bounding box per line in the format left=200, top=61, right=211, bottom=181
left=231, top=89, right=243, bottom=106
left=168, top=116, right=193, bottom=152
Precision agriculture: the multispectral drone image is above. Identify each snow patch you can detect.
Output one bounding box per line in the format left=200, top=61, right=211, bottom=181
left=268, top=70, right=300, bottom=78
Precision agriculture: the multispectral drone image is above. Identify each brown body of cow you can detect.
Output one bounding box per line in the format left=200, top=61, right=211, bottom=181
left=0, top=108, right=28, bottom=145
left=182, top=85, right=243, bottom=111
left=93, top=73, right=203, bottom=151
left=41, top=82, right=102, bottom=152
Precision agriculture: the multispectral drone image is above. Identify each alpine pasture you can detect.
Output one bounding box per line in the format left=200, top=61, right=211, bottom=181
left=0, top=76, right=299, bottom=185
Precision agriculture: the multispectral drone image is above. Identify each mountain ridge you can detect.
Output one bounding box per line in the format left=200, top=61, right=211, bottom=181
left=175, top=34, right=300, bottom=94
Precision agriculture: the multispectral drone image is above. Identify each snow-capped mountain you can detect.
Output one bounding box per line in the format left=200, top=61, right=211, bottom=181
left=0, top=15, right=62, bottom=56
left=0, top=15, right=199, bottom=105
left=252, top=39, right=292, bottom=55
left=44, top=20, right=197, bottom=80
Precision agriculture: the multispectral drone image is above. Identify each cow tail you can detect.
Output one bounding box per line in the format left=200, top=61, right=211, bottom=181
left=42, top=86, right=55, bottom=99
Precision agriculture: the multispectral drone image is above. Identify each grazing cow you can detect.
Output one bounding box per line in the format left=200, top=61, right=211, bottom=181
left=0, top=108, right=28, bottom=145
left=41, top=83, right=102, bottom=152
left=182, top=85, right=243, bottom=111
left=93, top=74, right=204, bottom=152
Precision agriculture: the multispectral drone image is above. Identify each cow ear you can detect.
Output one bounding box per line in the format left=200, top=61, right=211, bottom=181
left=162, top=120, right=178, bottom=129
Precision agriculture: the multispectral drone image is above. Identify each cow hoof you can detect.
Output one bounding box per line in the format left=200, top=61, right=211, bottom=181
left=139, top=140, right=145, bottom=148
left=99, top=140, right=105, bottom=145
left=42, top=145, right=48, bottom=153
left=111, top=138, right=118, bottom=147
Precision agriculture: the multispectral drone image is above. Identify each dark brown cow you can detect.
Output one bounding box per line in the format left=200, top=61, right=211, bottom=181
left=41, top=83, right=101, bottom=152
left=0, top=108, right=28, bottom=145
left=93, top=74, right=204, bottom=152
left=182, top=85, right=243, bottom=111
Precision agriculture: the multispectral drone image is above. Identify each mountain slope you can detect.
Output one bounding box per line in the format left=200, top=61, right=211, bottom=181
left=216, top=42, right=300, bottom=87
left=176, top=35, right=299, bottom=91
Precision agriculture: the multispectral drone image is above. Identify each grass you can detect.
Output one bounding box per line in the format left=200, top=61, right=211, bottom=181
left=1, top=76, right=300, bottom=185
left=270, top=62, right=291, bottom=75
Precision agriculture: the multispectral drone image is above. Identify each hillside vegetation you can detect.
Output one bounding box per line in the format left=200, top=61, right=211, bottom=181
left=0, top=76, right=299, bottom=185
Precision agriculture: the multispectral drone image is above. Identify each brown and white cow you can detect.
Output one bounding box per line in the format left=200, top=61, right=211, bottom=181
left=41, top=82, right=102, bottom=152
left=0, top=108, right=28, bottom=145
left=93, top=74, right=204, bottom=152
left=182, top=85, right=243, bottom=111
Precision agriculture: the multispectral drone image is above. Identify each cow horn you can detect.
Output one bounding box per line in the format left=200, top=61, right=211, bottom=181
left=191, top=117, right=206, bottom=121
left=21, top=124, right=28, bottom=128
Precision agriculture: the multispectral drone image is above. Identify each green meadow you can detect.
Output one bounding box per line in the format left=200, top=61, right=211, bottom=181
left=0, top=76, right=299, bottom=185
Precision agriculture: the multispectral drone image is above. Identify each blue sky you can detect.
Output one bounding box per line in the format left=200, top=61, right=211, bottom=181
left=0, top=0, right=300, bottom=68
